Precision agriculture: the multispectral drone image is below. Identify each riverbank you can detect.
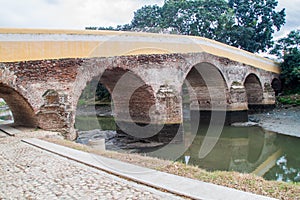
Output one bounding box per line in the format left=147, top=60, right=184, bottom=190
left=250, top=105, right=300, bottom=138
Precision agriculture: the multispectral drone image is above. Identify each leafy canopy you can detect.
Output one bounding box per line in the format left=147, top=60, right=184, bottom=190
left=271, top=30, right=300, bottom=58
left=271, top=30, right=300, bottom=93
left=87, top=0, right=285, bottom=53
left=228, top=0, right=285, bottom=52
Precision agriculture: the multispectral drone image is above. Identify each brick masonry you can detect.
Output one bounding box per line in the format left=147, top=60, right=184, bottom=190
left=0, top=53, right=279, bottom=140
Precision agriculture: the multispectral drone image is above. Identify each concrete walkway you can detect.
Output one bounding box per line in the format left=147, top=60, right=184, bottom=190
left=22, top=138, right=277, bottom=200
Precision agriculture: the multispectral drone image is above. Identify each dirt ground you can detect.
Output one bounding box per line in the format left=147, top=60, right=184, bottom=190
left=250, top=105, right=300, bottom=138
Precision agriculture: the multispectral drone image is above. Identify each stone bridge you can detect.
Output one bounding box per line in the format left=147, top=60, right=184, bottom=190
left=0, top=28, right=280, bottom=141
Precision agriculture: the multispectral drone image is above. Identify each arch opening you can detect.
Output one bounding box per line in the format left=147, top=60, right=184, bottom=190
left=75, top=68, right=159, bottom=146
left=182, top=62, right=229, bottom=128
left=75, top=78, right=115, bottom=132
left=244, top=74, right=264, bottom=110
left=0, top=98, right=13, bottom=125
left=99, top=68, right=156, bottom=125
left=271, top=78, right=281, bottom=96
left=0, top=84, right=37, bottom=127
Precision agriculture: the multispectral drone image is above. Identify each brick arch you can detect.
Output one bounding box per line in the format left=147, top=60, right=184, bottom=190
left=0, top=83, right=37, bottom=127
left=99, top=68, right=156, bottom=124
left=74, top=66, right=156, bottom=125
left=244, top=73, right=263, bottom=105
left=182, top=62, right=229, bottom=111
left=181, top=62, right=229, bottom=132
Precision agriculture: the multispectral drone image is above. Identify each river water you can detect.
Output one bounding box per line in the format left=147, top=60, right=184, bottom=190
left=75, top=106, right=300, bottom=183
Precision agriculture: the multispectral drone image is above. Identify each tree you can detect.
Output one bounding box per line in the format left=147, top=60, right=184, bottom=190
left=159, top=0, right=235, bottom=43
left=96, top=82, right=111, bottom=102
left=87, top=0, right=285, bottom=53
left=130, top=0, right=285, bottom=52
left=228, top=0, right=285, bottom=52
left=131, top=5, right=162, bottom=29
left=127, top=0, right=235, bottom=41
left=280, top=49, right=300, bottom=93
left=271, top=30, right=300, bottom=58
left=271, top=30, right=300, bottom=93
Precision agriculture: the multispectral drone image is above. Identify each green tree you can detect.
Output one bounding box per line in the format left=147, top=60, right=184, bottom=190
left=271, top=30, right=300, bottom=58
left=129, top=0, right=285, bottom=52
left=228, top=0, right=285, bottom=52
left=127, top=0, right=235, bottom=41
left=95, top=82, right=111, bottom=102
left=87, top=0, right=285, bottom=53
left=131, top=5, right=162, bottom=29
left=271, top=30, right=300, bottom=93
left=159, top=0, right=235, bottom=43
left=280, top=49, right=300, bottom=93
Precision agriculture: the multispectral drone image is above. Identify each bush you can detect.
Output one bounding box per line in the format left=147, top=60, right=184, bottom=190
left=277, top=94, right=300, bottom=105
left=280, top=49, right=300, bottom=93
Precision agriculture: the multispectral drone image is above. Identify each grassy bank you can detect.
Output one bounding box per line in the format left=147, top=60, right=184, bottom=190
left=43, top=137, right=300, bottom=200
left=277, top=94, right=300, bottom=106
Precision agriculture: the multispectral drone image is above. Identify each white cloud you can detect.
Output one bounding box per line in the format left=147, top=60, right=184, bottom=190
left=274, top=0, right=300, bottom=38
left=0, top=0, right=164, bottom=29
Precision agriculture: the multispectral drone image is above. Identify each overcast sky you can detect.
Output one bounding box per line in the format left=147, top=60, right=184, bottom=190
left=0, top=0, right=299, bottom=39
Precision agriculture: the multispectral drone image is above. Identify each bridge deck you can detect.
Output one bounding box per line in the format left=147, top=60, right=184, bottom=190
left=0, top=28, right=279, bottom=73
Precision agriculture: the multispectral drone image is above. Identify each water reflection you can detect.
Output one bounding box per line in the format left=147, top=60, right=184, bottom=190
left=138, top=125, right=300, bottom=182
left=264, top=134, right=300, bottom=182
left=179, top=126, right=278, bottom=173
left=76, top=111, right=300, bottom=182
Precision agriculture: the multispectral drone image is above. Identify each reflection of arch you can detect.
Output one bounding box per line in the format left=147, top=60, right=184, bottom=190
left=247, top=130, right=265, bottom=163
left=0, top=84, right=37, bottom=127
left=244, top=74, right=263, bottom=105
left=271, top=78, right=281, bottom=96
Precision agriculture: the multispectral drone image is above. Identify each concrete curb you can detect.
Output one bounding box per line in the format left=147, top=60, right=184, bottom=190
left=22, top=138, right=277, bottom=200
left=0, top=125, right=22, bottom=136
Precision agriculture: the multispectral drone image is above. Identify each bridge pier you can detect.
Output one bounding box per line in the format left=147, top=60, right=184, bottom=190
left=246, top=84, right=276, bottom=114
left=36, top=89, right=76, bottom=140
left=114, top=85, right=183, bottom=144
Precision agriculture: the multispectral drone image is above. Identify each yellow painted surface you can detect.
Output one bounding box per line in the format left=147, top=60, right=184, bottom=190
left=252, top=149, right=282, bottom=176
left=0, top=28, right=280, bottom=73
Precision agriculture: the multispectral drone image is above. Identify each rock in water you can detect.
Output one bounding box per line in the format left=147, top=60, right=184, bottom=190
left=248, top=116, right=260, bottom=123
left=231, top=122, right=258, bottom=127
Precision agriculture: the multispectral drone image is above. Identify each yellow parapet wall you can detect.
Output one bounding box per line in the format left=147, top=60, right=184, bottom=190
left=0, top=28, right=280, bottom=73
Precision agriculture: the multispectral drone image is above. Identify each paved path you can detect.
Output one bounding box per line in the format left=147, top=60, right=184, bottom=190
left=0, top=131, right=183, bottom=200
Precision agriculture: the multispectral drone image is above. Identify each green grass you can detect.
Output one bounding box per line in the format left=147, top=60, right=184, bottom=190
left=277, top=94, right=300, bottom=105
